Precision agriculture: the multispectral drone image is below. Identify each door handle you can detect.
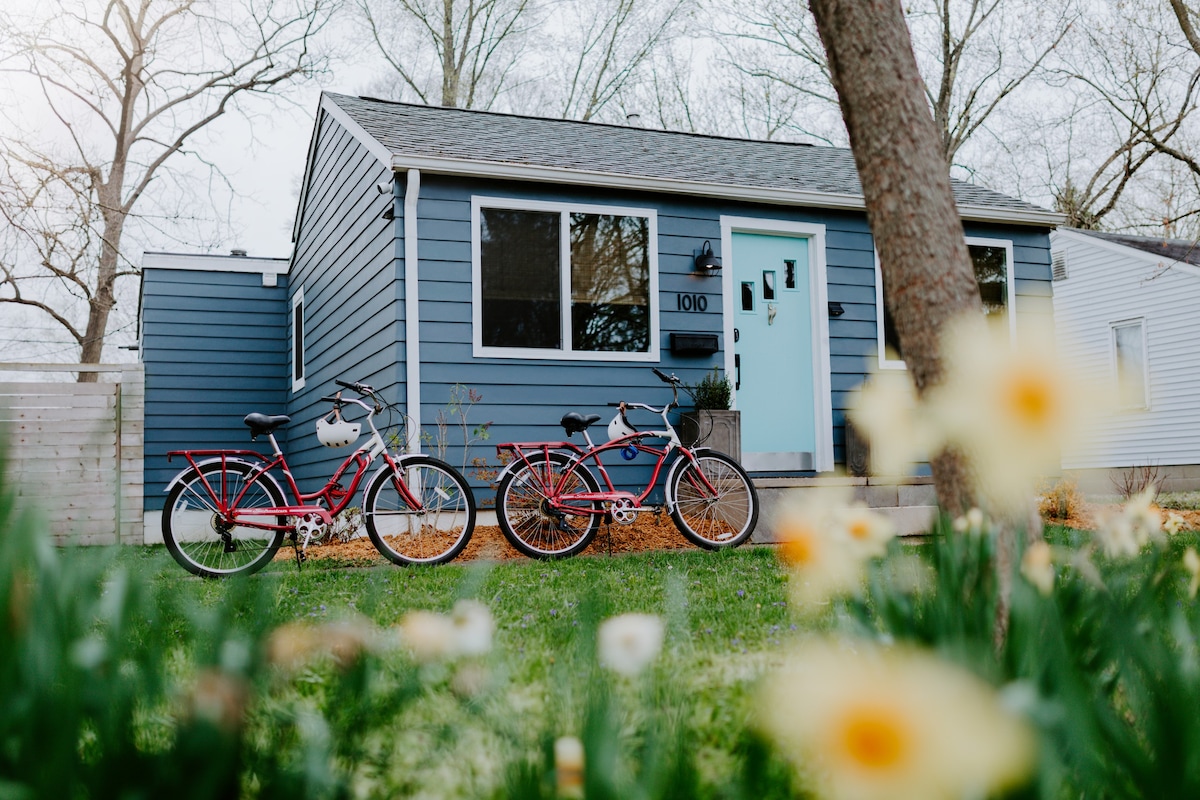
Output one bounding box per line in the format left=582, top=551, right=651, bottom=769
left=735, top=354, right=741, bottom=390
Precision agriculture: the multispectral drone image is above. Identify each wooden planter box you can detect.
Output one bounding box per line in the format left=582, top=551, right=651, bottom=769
left=679, top=410, right=741, bottom=461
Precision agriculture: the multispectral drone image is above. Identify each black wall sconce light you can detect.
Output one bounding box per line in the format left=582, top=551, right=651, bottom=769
left=694, top=240, right=722, bottom=274
left=828, top=301, right=845, bottom=317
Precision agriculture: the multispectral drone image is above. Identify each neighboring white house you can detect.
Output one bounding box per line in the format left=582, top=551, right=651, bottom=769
left=1052, top=228, right=1200, bottom=492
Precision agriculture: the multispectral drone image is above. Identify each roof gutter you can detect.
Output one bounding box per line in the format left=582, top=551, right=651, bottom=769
left=390, top=154, right=1065, bottom=228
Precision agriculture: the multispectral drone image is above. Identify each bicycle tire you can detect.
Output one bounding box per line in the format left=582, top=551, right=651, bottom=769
left=363, top=456, right=477, bottom=566
left=666, top=450, right=759, bottom=549
left=496, top=452, right=602, bottom=559
left=162, top=460, right=287, bottom=578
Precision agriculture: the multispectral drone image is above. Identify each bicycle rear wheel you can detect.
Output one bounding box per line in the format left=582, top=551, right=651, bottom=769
left=363, top=456, right=477, bottom=566
left=162, top=460, right=287, bottom=578
left=496, top=452, right=601, bottom=559
left=666, top=450, right=758, bottom=549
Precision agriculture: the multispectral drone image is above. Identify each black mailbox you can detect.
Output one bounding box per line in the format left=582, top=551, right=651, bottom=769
left=669, top=333, right=719, bottom=355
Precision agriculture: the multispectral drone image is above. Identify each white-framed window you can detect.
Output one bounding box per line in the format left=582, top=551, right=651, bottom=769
left=471, top=197, right=660, bottom=361
left=875, top=236, right=1016, bottom=369
left=291, top=286, right=306, bottom=392
left=1111, top=317, right=1149, bottom=410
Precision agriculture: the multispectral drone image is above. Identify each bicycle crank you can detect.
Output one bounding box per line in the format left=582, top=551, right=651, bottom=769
left=608, top=498, right=638, bottom=526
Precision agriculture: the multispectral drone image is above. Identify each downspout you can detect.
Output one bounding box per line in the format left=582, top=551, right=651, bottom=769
left=403, top=168, right=422, bottom=453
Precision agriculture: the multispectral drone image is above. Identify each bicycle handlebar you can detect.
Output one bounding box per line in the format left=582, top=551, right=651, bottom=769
left=652, top=367, right=680, bottom=385
left=335, top=378, right=375, bottom=396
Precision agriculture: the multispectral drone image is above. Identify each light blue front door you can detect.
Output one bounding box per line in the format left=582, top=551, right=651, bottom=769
left=732, top=232, right=816, bottom=471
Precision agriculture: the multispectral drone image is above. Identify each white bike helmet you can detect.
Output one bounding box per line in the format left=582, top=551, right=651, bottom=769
left=316, top=410, right=361, bottom=448
left=607, top=410, right=636, bottom=442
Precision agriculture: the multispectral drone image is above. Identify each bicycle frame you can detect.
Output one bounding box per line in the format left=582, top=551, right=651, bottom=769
left=166, top=395, right=422, bottom=534
left=495, top=397, right=722, bottom=519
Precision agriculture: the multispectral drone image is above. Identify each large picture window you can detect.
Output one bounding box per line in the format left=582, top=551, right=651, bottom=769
left=474, top=199, right=658, bottom=359
left=876, top=237, right=1015, bottom=367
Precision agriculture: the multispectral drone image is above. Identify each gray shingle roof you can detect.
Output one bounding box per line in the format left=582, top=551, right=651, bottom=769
left=325, top=92, right=1057, bottom=223
left=1070, top=228, right=1200, bottom=267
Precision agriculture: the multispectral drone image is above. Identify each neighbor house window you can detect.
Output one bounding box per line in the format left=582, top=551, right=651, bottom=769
left=1112, top=318, right=1148, bottom=409
left=473, top=198, right=658, bottom=360
left=876, top=237, right=1015, bottom=367
left=291, top=287, right=305, bottom=392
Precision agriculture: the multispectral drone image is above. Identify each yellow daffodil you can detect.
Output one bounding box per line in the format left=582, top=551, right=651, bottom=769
left=759, top=638, right=1035, bottom=800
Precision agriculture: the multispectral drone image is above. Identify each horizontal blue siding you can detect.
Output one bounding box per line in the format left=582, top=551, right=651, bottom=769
left=142, top=268, right=289, bottom=510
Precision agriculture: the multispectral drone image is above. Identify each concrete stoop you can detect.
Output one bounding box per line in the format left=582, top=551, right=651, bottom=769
left=750, top=475, right=938, bottom=544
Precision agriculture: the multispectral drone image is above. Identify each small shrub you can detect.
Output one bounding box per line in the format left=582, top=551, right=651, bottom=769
left=1111, top=463, right=1163, bottom=499
left=688, top=367, right=732, bottom=410
left=1038, top=477, right=1085, bottom=522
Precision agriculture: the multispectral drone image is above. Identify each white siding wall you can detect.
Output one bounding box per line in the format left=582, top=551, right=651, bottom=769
left=1052, top=230, right=1200, bottom=469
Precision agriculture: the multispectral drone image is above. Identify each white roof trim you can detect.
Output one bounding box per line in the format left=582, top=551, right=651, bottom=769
left=321, top=94, right=392, bottom=166
left=1053, top=228, right=1200, bottom=278
left=387, top=153, right=1063, bottom=226
left=142, top=251, right=290, bottom=275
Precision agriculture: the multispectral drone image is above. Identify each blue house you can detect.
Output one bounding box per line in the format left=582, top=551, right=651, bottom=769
left=140, top=92, right=1060, bottom=525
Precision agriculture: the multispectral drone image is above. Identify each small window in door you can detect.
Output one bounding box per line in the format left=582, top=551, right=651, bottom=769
left=763, top=270, right=776, bottom=301
left=741, top=281, right=755, bottom=312
left=784, top=260, right=797, bottom=289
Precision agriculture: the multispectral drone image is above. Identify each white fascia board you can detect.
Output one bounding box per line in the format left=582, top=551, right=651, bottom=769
left=392, top=154, right=1064, bottom=227
left=141, top=251, right=290, bottom=275
left=1053, top=228, right=1200, bottom=278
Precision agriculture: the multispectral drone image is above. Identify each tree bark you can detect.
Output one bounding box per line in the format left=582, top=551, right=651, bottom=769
left=808, top=0, right=982, bottom=514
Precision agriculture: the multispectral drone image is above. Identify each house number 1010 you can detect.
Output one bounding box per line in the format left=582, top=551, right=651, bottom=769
left=676, top=293, right=708, bottom=312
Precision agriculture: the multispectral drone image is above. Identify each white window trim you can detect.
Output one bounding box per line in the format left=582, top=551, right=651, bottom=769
left=470, top=196, right=660, bottom=361
left=875, top=236, right=1017, bottom=370
left=719, top=215, right=834, bottom=473
left=291, top=286, right=306, bottom=392
left=1110, top=316, right=1150, bottom=411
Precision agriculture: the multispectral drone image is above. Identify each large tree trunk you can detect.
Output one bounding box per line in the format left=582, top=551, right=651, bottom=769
left=808, top=0, right=982, bottom=514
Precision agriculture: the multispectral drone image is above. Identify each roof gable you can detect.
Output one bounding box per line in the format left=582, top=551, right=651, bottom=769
left=317, top=92, right=1059, bottom=226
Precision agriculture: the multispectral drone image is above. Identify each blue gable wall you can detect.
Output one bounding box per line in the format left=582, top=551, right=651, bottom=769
left=142, top=267, right=289, bottom=510
left=284, top=111, right=402, bottom=486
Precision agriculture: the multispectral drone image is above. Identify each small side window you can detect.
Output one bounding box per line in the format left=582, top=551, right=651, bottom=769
left=1112, top=319, right=1147, bottom=410
left=741, top=281, right=755, bottom=312
left=291, top=287, right=306, bottom=392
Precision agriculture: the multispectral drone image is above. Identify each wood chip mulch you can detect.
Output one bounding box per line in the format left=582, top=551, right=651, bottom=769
left=1043, top=505, right=1200, bottom=532
left=280, top=513, right=700, bottom=566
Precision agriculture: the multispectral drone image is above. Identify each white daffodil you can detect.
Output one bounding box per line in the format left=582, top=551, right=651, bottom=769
left=760, top=638, right=1035, bottom=800
left=1165, top=511, right=1186, bottom=535
left=926, top=315, right=1097, bottom=514
left=398, top=610, right=457, bottom=664
left=848, top=369, right=941, bottom=477
left=833, top=503, right=897, bottom=559
left=450, top=600, right=495, bottom=657
left=597, top=613, right=664, bottom=677
left=772, top=489, right=866, bottom=610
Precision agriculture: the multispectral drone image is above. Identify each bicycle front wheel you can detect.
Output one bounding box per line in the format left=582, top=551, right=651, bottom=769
left=162, top=460, right=287, bottom=578
left=496, top=452, right=601, bottom=559
left=363, top=456, right=477, bottom=566
left=667, top=450, right=759, bottom=549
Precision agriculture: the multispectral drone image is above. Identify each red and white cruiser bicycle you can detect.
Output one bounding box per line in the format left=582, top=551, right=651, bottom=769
left=161, top=379, right=476, bottom=577
left=492, top=368, right=759, bottom=559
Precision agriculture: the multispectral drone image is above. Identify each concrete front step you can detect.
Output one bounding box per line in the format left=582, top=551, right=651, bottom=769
left=750, top=474, right=938, bottom=542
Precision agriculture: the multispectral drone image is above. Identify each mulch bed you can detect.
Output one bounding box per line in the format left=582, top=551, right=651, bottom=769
left=1044, top=504, right=1200, bottom=532
left=281, top=513, right=700, bottom=565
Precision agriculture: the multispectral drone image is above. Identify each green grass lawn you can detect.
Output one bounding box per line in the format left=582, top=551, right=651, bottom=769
left=133, top=543, right=812, bottom=798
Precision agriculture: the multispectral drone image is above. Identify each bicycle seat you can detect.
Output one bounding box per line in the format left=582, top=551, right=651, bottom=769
left=244, top=413, right=291, bottom=440
left=560, top=412, right=602, bottom=437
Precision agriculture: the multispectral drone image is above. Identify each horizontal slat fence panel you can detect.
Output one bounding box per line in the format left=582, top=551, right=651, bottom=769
left=0, top=366, right=144, bottom=545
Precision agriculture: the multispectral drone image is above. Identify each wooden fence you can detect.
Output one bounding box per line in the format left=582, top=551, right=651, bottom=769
left=1, top=363, right=144, bottom=545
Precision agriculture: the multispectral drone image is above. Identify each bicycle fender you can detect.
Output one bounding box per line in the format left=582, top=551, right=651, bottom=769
left=162, top=457, right=270, bottom=494
left=492, top=450, right=576, bottom=485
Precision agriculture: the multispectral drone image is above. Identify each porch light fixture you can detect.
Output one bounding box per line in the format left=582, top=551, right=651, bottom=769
left=694, top=240, right=721, bottom=273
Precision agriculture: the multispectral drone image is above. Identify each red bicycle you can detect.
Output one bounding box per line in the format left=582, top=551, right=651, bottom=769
left=161, top=379, right=476, bottom=577
left=492, top=368, right=759, bottom=559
